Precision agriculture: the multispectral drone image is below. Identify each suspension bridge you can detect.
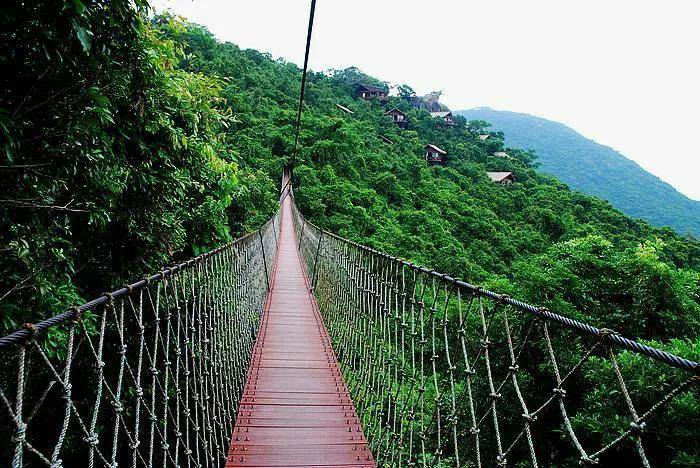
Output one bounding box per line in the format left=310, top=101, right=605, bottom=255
left=1, top=2, right=699, bottom=465
left=0, top=167, right=697, bottom=467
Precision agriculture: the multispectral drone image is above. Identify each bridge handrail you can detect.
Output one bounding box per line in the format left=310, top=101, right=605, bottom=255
left=288, top=192, right=698, bottom=465
left=291, top=198, right=698, bottom=375
left=0, top=230, right=264, bottom=349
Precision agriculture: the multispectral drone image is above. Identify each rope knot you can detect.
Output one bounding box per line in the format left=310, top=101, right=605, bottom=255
left=496, top=454, right=507, bottom=466
left=469, top=426, right=480, bottom=435
left=102, top=292, right=115, bottom=307
left=12, top=421, right=27, bottom=443
left=553, top=387, right=567, bottom=398
left=84, top=433, right=99, bottom=446
left=521, top=413, right=537, bottom=422
left=629, top=420, right=646, bottom=434
left=70, top=306, right=83, bottom=323
left=597, top=328, right=615, bottom=339
left=22, top=322, right=38, bottom=337
left=579, top=455, right=599, bottom=465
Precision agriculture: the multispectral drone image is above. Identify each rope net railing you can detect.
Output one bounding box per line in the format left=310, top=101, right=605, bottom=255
left=290, top=197, right=699, bottom=467
left=0, top=209, right=281, bottom=467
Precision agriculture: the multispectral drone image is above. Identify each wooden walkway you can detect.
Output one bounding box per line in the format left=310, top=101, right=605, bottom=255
left=226, top=197, right=374, bottom=467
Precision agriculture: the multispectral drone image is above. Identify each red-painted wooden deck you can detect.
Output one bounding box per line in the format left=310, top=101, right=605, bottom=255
left=226, top=197, right=374, bottom=467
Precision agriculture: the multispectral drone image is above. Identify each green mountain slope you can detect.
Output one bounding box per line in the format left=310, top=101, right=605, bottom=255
left=457, top=107, right=700, bottom=236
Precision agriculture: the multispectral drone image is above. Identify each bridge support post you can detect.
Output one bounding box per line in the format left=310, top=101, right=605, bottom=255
left=258, top=230, right=271, bottom=291
left=311, top=230, right=324, bottom=290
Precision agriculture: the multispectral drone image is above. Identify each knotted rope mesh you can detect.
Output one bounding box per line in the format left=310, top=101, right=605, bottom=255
left=291, top=199, right=699, bottom=467
left=0, top=210, right=280, bottom=467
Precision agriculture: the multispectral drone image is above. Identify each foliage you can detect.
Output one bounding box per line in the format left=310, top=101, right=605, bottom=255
left=1, top=5, right=698, bottom=464
left=457, top=107, right=700, bottom=236
left=0, top=3, right=264, bottom=336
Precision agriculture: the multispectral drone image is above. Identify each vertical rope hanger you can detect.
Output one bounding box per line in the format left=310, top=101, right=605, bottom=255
left=286, top=0, right=317, bottom=193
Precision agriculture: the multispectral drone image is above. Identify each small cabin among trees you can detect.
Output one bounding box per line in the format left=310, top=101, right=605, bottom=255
left=385, top=108, right=408, bottom=127
left=487, top=171, right=515, bottom=185
left=356, top=83, right=388, bottom=101
left=430, top=111, right=456, bottom=126
left=493, top=151, right=510, bottom=158
left=425, top=144, right=447, bottom=165
left=478, top=134, right=490, bottom=141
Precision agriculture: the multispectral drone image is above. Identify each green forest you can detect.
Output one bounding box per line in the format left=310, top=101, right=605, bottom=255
left=1, top=2, right=698, bottom=465
left=457, top=107, right=700, bottom=236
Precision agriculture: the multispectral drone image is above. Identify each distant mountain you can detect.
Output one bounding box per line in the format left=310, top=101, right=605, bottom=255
left=456, top=108, right=699, bottom=236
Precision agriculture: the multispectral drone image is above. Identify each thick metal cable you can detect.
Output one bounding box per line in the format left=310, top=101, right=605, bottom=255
left=289, top=0, right=317, bottom=180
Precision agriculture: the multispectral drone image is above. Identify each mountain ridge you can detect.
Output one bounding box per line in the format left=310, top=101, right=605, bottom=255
left=456, top=107, right=699, bottom=236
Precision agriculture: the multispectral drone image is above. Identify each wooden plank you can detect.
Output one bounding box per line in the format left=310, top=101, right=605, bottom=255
left=226, top=197, right=375, bottom=467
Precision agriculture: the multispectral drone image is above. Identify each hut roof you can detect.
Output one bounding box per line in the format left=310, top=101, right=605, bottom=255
left=357, top=83, right=387, bottom=93
left=478, top=134, right=490, bottom=140
left=384, top=108, right=406, bottom=116
left=379, top=134, right=395, bottom=145
left=430, top=111, right=452, bottom=118
left=486, top=171, right=515, bottom=182
left=493, top=151, right=509, bottom=158
left=425, top=144, right=447, bottom=155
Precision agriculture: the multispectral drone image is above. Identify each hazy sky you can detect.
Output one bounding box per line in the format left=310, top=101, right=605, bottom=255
left=154, top=0, right=700, bottom=200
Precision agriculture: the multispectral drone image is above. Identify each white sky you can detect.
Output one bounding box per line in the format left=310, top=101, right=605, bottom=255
left=154, top=0, right=700, bottom=200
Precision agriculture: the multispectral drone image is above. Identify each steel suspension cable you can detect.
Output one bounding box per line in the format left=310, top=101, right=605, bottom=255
left=287, top=0, right=318, bottom=190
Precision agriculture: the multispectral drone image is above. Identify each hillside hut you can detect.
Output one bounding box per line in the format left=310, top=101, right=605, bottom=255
left=385, top=108, right=408, bottom=127
left=335, top=104, right=354, bottom=114
left=356, top=83, right=388, bottom=101
left=493, top=151, right=510, bottom=158
left=425, top=144, right=447, bottom=165
left=487, top=171, right=515, bottom=185
left=478, top=134, right=490, bottom=141
left=430, top=111, right=456, bottom=126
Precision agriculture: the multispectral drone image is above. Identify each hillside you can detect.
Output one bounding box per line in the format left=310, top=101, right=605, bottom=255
left=457, top=107, right=700, bottom=236
left=2, top=5, right=699, bottom=464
